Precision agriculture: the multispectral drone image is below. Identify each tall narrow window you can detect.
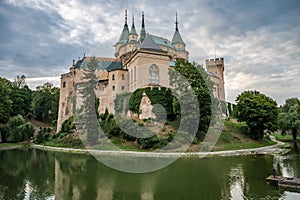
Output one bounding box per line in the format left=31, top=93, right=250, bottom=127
left=112, top=74, right=115, bottom=80
left=122, top=74, right=125, bottom=80
left=62, top=82, right=66, bottom=88
left=149, top=64, right=159, bottom=84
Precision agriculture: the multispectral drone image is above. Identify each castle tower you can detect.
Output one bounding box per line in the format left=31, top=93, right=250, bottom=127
left=206, top=58, right=225, bottom=101
left=129, top=13, right=138, bottom=41
left=139, top=12, right=146, bottom=43
left=171, top=12, right=185, bottom=50
left=115, top=10, right=129, bottom=57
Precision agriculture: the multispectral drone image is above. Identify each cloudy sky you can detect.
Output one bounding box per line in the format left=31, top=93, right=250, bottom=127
left=0, top=0, right=299, bottom=104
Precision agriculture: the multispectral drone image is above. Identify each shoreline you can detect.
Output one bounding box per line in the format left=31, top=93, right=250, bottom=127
left=30, top=138, right=289, bottom=158
left=0, top=144, right=24, bottom=151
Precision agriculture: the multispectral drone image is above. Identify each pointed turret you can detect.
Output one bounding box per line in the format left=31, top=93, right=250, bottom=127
left=117, top=10, right=129, bottom=44
left=129, top=13, right=138, bottom=42
left=139, top=12, right=146, bottom=43
left=171, top=12, right=185, bottom=45
left=130, top=13, right=137, bottom=35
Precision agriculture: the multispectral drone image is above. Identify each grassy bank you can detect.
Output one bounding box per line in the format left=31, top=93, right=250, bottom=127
left=271, top=132, right=300, bottom=142
left=31, top=119, right=277, bottom=152
left=212, top=120, right=276, bottom=151
left=0, top=142, right=25, bottom=150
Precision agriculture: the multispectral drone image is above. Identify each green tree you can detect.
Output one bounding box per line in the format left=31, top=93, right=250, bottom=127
left=32, top=82, right=59, bottom=121
left=169, top=60, right=213, bottom=141
left=10, top=75, right=33, bottom=117
left=278, top=98, right=300, bottom=140
left=235, top=90, right=279, bottom=140
left=0, top=77, right=12, bottom=124
left=4, top=115, right=34, bottom=142
left=281, top=98, right=299, bottom=113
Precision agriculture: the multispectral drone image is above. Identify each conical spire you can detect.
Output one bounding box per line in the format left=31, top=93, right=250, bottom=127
left=130, top=13, right=137, bottom=35
left=172, top=12, right=184, bottom=44
left=117, top=10, right=129, bottom=44
left=139, top=12, right=146, bottom=43
left=175, top=11, right=179, bottom=32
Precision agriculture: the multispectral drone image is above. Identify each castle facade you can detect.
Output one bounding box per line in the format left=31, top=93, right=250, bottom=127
left=57, top=11, right=225, bottom=132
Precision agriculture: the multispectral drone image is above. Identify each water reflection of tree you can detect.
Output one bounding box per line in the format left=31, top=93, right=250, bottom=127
left=242, top=155, right=283, bottom=199
left=0, top=149, right=55, bottom=199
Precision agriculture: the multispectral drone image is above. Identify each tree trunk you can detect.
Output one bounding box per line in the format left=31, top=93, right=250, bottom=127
left=292, top=128, right=299, bottom=152
left=292, top=128, right=297, bottom=141
left=0, top=131, right=7, bottom=143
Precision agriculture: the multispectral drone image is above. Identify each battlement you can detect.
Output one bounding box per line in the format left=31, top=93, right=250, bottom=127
left=205, top=58, right=224, bottom=67
left=61, top=73, right=70, bottom=78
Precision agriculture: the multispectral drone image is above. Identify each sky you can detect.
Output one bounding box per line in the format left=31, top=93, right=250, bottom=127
left=0, top=0, right=299, bottom=105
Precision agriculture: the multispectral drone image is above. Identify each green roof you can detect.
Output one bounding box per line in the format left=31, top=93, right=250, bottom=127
left=117, top=25, right=129, bottom=44
left=172, top=31, right=185, bottom=44
left=107, top=62, right=123, bottom=71
left=74, top=59, right=122, bottom=71
left=140, top=35, right=161, bottom=51
left=150, top=34, right=175, bottom=49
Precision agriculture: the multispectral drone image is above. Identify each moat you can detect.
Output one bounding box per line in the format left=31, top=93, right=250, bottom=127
left=0, top=148, right=299, bottom=199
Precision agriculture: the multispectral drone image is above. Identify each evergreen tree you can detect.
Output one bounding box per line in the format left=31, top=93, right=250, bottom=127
left=77, top=57, right=100, bottom=146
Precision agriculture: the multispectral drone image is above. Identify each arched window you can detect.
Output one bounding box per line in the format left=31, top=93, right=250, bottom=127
left=149, top=64, right=159, bottom=84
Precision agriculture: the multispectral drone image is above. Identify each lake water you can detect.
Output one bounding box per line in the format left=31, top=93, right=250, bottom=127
left=0, top=148, right=299, bottom=200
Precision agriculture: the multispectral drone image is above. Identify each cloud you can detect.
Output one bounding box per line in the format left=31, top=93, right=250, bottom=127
left=0, top=0, right=299, bottom=105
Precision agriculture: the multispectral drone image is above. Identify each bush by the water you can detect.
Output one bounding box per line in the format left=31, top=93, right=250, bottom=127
left=0, top=115, right=34, bottom=142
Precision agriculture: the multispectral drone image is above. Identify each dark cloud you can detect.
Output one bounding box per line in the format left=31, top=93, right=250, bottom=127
left=0, top=0, right=299, bottom=104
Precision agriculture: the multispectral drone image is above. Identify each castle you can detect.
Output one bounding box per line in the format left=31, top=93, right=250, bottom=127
left=57, top=11, right=225, bottom=132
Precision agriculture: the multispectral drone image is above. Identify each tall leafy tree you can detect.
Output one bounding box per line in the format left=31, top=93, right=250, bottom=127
left=0, top=77, right=12, bottom=123
left=4, top=115, right=34, bottom=142
left=169, top=60, right=213, bottom=141
left=278, top=98, right=300, bottom=140
left=10, top=75, right=33, bottom=117
left=235, top=90, right=279, bottom=140
left=32, top=82, right=59, bottom=122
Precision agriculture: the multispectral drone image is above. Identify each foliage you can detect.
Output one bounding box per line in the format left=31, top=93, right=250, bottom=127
left=281, top=98, right=299, bottom=113
left=4, top=115, right=34, bottom=142
left=128, top=87, right=175, bottom=120
left=0, top=77, right=12, bottom=123
left=278, top=98, right=300, bottom=140
left=235, top=90, right=279, bottom=140
left=114, top=92, right=131, bottom=114
left=32, top=82, right=60, bottom=122
left=10, top=83, right=33, bottom=117
left=34, top=127, right=51, bottom=144
left=169, top=60, right=212, bottom=141
left=128, top=89, right=144, bottom=114
left=100, top=114, right=121, bottom=138
left=61, top=116, right=76, bottom=133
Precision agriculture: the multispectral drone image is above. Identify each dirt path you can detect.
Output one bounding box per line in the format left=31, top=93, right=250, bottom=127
left=31, top=136, right=289, bottom=157
left=0, top=144, right=23, bottom=151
